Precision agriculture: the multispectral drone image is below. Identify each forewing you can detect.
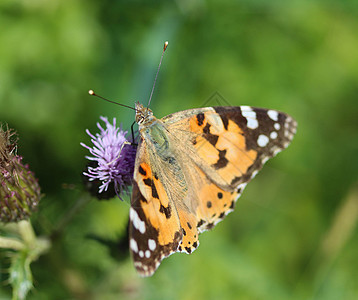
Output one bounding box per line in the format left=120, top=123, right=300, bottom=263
left=163, top=106, right=296, bottom=189
left=162, top=106, right=297, bottom=236
left=129, top=139, right=183, bottom=276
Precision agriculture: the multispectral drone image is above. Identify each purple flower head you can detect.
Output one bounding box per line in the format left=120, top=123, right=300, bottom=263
left=81, top=116, right=137, bottom=199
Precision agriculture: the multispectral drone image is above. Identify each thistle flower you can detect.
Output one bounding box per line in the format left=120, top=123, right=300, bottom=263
left=0, top=124, right=41, bottom=222
left=81, top=116, right=137, bottom=199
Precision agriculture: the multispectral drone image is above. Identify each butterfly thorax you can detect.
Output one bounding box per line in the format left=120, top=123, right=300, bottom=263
left=135, top=102, right=170, bottom=157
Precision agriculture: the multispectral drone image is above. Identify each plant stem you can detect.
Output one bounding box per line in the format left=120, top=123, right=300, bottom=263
left=18, top=220, right=36, bottom=246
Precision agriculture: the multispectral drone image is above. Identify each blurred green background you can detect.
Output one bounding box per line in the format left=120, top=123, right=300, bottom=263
left=1, top=0, right=358, bottom=299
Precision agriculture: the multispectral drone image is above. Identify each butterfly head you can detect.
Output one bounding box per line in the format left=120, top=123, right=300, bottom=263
left=135, top=102, right=154, bottom=126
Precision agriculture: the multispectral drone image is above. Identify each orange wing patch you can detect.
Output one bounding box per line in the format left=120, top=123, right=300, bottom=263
left=214, top=119, right=257, bottom=175
left=189, top=111, right=258, bottom=187
left=136, top=162, right=180, bottom=246
left=193, top=166, right=243, bottom=233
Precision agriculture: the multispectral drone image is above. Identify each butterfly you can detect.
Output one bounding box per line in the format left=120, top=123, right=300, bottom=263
left=129, top=102, right=297, bottom=276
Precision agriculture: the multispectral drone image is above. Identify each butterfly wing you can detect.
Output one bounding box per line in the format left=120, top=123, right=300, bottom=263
left=129, top=138, right=183, bottom=276
left=162, top=106, right=296, bottom=189
left=130, top=105, right=297, bottom=275
left=161, top=106, right=297, bottom=251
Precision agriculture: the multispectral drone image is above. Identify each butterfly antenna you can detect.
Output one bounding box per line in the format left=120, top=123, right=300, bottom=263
left=88, top=90, right=137, bottom=112
left=147, top=41, right=168, bottom=107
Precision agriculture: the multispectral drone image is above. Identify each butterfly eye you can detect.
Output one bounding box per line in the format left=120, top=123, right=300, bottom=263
left=136, top=114, right=145, bottom=125
left=136, top=108, right=154, bottom=125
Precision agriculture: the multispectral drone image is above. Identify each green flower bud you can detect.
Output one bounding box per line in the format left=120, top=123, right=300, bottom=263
left=0, top=125, right=41, bottom=223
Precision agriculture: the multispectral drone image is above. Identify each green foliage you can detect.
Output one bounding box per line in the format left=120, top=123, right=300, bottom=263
left=1, top=221, right=50, bottom=300
left=9, top=250, right=33, bottom=300
left=1, top=0, right=358, bottom=299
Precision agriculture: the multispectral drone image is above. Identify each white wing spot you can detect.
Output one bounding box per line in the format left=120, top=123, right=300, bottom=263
left=274, top=123, right=280, bottom=130
left=148, top=239, right=156, bottom=251
left=134, top=262, right=142, bottom=267
left=273, top=148, right=282, bottom=156
left=145, top=250, right=151, bottom=258
left=130, top=207, right=146, bottom=234
left=237, top=183, right=247, bottom=192
left=268, top=110, right=279, bottom=121
left=270, top=131, right=278, bottom=139
left=284, top=129, right=290, bottom=137
left=257, top=134, right=269, bottom=147
left=251, top=170, right=259, bottom=179
left=241, top=106, right=258, bottom=129
left=130, top=239, right=138, bottom=253
left=288, top=133, right=294, bottom=140
left=139, top=250, right=144, bottom=258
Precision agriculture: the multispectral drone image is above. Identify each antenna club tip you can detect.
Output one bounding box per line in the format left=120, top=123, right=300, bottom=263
left=88, top=89, right=95, bottom=95
left=164, top=41, right=168, bottom=51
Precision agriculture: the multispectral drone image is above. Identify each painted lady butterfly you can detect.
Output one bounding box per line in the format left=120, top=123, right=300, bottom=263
left=129, top=101, right=297, bottom=276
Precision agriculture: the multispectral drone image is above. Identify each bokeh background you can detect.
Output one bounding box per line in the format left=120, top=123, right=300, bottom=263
left=1, top=0, right=358, bottom=299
